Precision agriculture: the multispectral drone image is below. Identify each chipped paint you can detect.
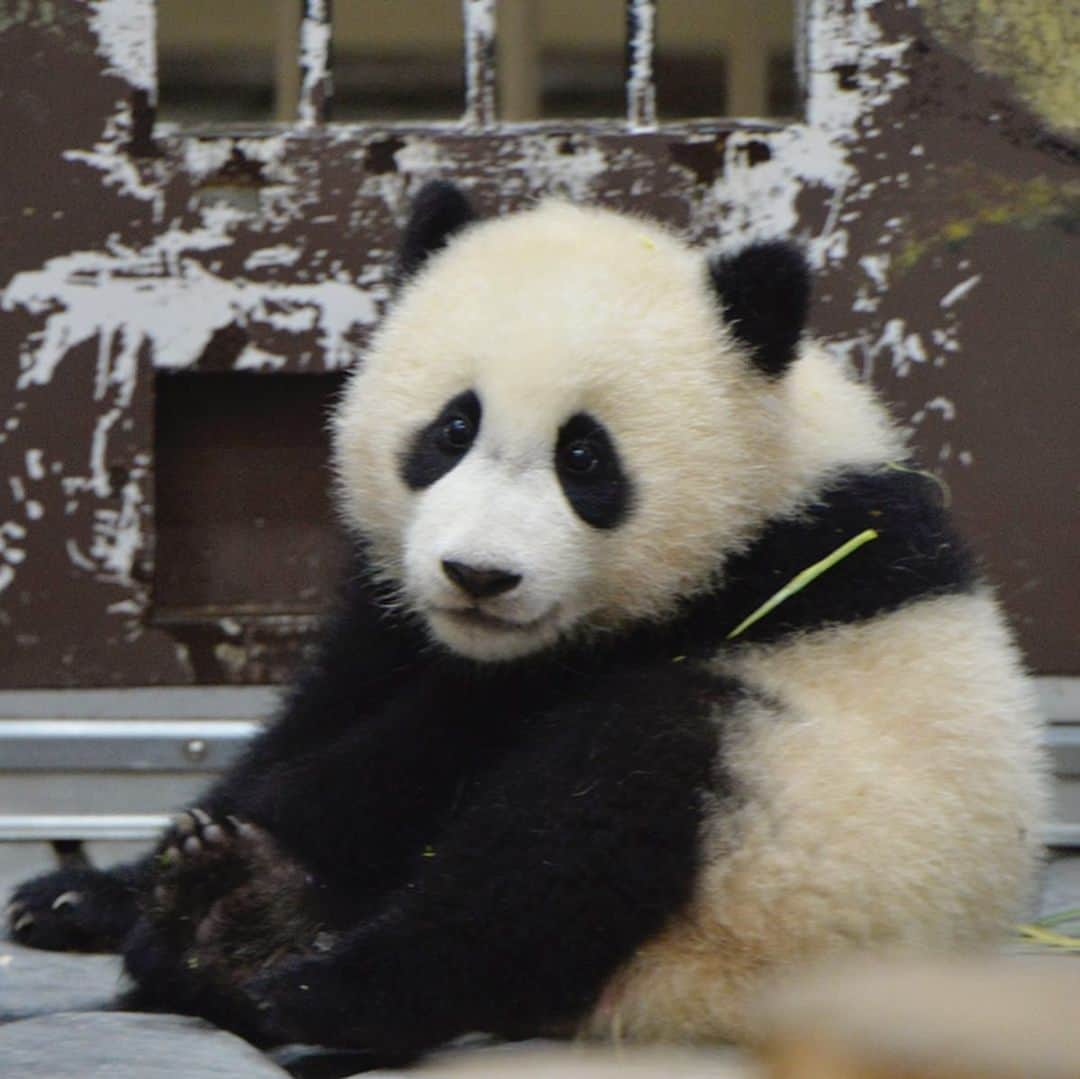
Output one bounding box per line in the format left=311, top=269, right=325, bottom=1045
left=87, top=0, right=155, bottom=95
left=3, top=226, right=376, bottom=391
left=298, top=0, right=332, bottom=127
left=626, top=0, right=658, bottom=131
left=940, top=274, right=981, bottom=308
left=64, top=101, right=162, bottom=211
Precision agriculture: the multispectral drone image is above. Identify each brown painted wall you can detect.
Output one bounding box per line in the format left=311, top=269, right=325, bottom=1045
left=0, top=1, right=1076, bottom=687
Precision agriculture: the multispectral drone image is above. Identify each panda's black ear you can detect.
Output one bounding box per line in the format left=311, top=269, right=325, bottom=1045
left=396, top=181, right=477, bottom=283
left=708, top=241, right=811, bottom=378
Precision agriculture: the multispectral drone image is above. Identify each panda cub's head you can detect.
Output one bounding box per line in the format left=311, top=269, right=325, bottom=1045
left=333, top=182, right=819, bottom=662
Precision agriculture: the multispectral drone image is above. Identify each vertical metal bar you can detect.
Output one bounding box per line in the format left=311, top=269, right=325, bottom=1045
left=499, top=0, right=541, bottom=122
left=625, top=0, right=657, bottom=130
left=463, top=0, right=498, bottom=129
left=276, top=0, right=301, bottom=122
left=724, top=3, right=768, bottom=117
left=298, top=0, right=333, bottom=126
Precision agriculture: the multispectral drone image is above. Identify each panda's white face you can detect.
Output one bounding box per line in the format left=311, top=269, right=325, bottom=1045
left=333, top=201, right=862, bottom=662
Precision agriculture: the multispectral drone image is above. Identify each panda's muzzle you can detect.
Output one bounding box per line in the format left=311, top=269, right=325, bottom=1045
left=441, top=560, right=522, bottom=600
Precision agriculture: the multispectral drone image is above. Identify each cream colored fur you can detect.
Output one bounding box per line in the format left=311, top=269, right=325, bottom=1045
left=581, top=592, right=1047, bottom=1043
left=333, top=201, right=903, bottom=658
left=333, top=200, right=1045, bottom=1037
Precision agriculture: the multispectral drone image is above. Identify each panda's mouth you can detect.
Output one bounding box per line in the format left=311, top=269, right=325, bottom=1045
left=433, top=605, right=556, bottom=635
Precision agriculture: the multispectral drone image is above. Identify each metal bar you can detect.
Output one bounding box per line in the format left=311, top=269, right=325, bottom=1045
left=0, top=719, right=259, bottom=771
left=1038, top=677, right=1080, bottom=724
left=499, top=0, right=541, bottom=122
left=625, top=0, right=657, bottom=131
left=298, top=0, right=333, bottom=126
left=276, top=0, right=302, bottom=122
left=463, top=0, right=498, bottom=129
left=0, top=687, right=278, bottom=720
left=0, top=814, right=170, bottom=842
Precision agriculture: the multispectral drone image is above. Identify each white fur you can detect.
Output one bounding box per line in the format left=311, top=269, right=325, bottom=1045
left=581, top=592, right=1047, bottom=1042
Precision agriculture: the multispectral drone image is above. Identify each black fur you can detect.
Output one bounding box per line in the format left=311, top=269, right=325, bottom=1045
left=115, top=610, right=727, bottom=1052
left=555, top=412, right=634, bottom=530
left=400, top=389, right=482, bottom=490
left=621, top=465, right=974, bottom=660
left=6, top=862, right=145, bottom=953
left=709, top=241, right=811, bottom=377
left=396, top=181, right=476, bottom=283
left=7, top=465, right=971, bottom=1055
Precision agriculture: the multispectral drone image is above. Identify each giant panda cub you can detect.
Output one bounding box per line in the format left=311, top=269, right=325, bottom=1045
left=8, top=182, right=1046, bottom=1055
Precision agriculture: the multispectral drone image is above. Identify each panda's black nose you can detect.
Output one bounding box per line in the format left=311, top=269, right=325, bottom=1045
left=441, top=560, right=522, bottom=599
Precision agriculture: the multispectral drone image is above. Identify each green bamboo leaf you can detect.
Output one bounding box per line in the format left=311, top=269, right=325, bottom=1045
left=726, top=529, right=880, bottom=640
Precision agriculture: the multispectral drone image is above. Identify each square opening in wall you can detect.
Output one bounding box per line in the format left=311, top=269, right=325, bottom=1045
left=153, top=371, right=348, bottom=618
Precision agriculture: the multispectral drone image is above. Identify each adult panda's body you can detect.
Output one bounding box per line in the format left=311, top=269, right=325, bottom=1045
left=8, top=184, right=1045, bottom=1054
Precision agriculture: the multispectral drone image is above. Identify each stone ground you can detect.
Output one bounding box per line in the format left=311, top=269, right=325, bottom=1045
left=1, top=842, right=1077, bottom=1078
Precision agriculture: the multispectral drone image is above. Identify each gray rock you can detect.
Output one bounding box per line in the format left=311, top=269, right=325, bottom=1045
left=0, top=1011, right=288, bottom=1077
left=0, top=941, right=123, bottom=1021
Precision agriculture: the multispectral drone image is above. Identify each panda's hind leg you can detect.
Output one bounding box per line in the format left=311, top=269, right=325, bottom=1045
left=132, top=812, right=334, bottom=994
left=147, top=808, right=248, bottom=941
left=185, top=818, right=337, bottom=982
left=126, top=812, right=331, bottom=1040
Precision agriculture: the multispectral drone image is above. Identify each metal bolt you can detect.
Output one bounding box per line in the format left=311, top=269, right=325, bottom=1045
left=184, top=738, right=208, bottom=763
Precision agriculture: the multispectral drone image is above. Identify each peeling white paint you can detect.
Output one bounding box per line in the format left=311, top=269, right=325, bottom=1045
left=3, top=221, right=376, bottom=395
left=626, top=0, right=658, bottom=131
left=940, top=274, right=982, bottom=308
left=89, top=479, right=143, bottom=583
left=0, top=521, right=27, bottom=594
left=863, top=317, right=929, bottom=380
left=505, top=138, right=609, bottom=203
left=26, top=450, right=46, bottom=481
left=88, top=0, right=155, bottom=95
left=392, top=138, right=454, bottom=177
left=245, top=245, right=304, bottom=272
left=235, top=345, right=288, bottom=372
left=298, top=0, right=332, bottom=127
left=64, top=103, right=161, bottom=213
left=66, top=540, right=98, bottom=574
left=108, top=599, right=142, bottom=616
left=925, top=395, right=957, bottom=421
left=912, top=395, right=957, bottom=424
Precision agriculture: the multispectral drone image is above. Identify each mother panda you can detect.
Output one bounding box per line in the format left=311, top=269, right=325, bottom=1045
left=8, top=183, right=1046, bottom=1053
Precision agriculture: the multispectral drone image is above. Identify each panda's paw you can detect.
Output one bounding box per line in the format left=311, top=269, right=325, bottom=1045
left=188, top=828, right=332, bottom=976
left=7, top=866, right=139, bottom=953
left=149, top=809, right=246, bottom=924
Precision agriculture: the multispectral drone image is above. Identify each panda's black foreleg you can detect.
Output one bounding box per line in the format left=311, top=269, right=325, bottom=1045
left=244, top=664, right=726, bottom=1054
left=6, top=860, right=148, bottom=953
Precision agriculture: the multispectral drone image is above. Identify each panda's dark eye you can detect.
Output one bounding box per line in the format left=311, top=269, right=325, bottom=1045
left=554, top=412, right=633, bottom=530
left=401, top=390, right=482, bottom=490
left=561, top=439, right=599, bottom=474
left=438, top=413, right=475, bottom=453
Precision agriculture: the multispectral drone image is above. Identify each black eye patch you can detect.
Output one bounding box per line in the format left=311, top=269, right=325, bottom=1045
left=555, top=412, right=633, bottom=530
left=400, top=390, right=482, bottom=490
